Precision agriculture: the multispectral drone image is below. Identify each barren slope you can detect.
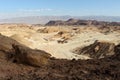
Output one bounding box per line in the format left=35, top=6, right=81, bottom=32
left=0, top=24, right=120, bottom=59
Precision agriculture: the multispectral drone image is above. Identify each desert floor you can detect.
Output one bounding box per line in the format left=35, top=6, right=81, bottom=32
left=0, top=24, right=120, bottom=59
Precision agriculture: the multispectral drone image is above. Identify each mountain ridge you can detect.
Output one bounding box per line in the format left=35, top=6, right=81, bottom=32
left=0, top=16, right=120, bottom=24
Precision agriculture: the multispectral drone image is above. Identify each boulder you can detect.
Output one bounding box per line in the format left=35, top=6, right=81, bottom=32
left=7, top=44, right=51, bottom=67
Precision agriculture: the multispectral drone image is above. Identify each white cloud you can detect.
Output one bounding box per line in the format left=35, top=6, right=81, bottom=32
left=18, top=8, right=53, bottom=12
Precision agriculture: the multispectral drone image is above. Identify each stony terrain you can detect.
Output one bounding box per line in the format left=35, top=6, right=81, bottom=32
left=0, top=24, right=120, bottom=59
left=0, top=23, right=120, bottom=80
left=0, top=34, right=119, bottom=80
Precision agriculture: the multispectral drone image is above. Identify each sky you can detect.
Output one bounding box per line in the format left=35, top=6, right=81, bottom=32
left=0, top=0, right=120, bottom=18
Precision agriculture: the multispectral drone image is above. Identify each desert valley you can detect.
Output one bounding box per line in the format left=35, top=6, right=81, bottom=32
left=0, top=19, right=119, bottom=80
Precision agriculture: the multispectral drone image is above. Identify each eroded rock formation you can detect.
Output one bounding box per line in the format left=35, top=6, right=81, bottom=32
left=73, top=40, right=116, bottom=59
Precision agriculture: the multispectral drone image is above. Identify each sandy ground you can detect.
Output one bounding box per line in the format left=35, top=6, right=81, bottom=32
left=0, top=24, right=120, bottom=59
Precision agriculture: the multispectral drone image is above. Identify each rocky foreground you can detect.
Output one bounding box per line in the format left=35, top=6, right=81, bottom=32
left=0, top=32, right=120, bottom=80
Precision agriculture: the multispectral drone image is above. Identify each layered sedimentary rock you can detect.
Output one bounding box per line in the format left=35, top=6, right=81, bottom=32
left=73, top=40, right=116, bottom=59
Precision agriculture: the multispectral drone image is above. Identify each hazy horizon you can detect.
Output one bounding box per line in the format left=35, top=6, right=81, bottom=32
left=0, top=0, right=120, bottom=19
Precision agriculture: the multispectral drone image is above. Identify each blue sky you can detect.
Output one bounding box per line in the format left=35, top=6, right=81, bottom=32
left=0, top=0, right=120, bottom=18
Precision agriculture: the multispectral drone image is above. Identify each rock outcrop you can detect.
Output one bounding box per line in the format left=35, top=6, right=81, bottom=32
left=0, top=34, right=21, bottom=51
left=73, top=40, right=116, bottom=59
left=114, top=43, right=120, bottom=54
left=7, top=44, right=51, bottom=67
left=0, top=34, right=51, bottom=67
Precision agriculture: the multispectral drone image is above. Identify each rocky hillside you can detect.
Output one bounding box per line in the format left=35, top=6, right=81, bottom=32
left=1, top=16, right=120, bottom=24
left=46, top=18, right=120, bottom=26
left=0, top=34, right=119, bottom=80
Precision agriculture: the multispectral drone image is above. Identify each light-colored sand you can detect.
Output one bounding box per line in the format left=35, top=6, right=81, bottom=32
left=0, top=24, right=120, bottom=59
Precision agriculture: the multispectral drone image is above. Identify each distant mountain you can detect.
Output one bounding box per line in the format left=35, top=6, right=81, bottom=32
left=77, top=16, right=120, bottom=22
left=0, top=16, right=120, bottom=24
left=46, top=18, right=120, bottom=26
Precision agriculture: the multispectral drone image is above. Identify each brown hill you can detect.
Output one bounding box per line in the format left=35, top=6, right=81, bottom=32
left=46, top=18, right=120, bottom=26
left=45, top=20, right=65, bottom=26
